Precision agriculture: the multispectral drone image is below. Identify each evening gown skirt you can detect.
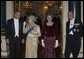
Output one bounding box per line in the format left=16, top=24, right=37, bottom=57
left=41, top=36, right=56, bottom=58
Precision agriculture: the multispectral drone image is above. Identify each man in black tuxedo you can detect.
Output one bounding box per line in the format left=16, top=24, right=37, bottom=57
left=65, top=11, right=83, bottom=58
left=6, top=11, right=24, bottom=58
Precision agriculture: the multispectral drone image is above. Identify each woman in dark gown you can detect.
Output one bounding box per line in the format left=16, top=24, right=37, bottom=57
left=41, top=14, right=59, bottom=58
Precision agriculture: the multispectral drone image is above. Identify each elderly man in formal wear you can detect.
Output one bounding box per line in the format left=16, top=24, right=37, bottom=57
left=65, top=11, right=83, bottom=58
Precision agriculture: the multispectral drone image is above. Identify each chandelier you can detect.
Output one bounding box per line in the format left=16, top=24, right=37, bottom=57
left=43, top=1, right=56, bottom=10
left=43, top=1, right=56, bottom=7
left=22, top=1, right=32, bottom=8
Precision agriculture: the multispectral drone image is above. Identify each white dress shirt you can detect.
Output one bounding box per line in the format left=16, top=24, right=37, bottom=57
left=69, top=18, right=75, bottom=35
left=14, top=18, right=19, bottom=37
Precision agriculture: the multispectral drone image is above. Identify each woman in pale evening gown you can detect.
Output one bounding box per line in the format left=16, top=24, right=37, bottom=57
left=41, top=14, right=59, bottom=58
left=23, top=15, right=41, bottom=58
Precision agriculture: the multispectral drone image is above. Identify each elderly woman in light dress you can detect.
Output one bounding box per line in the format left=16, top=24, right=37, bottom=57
left=23, top=14, right=41, bottom=58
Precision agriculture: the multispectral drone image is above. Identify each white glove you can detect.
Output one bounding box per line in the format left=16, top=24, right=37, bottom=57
left=41, top=39, right=45, bottom=47
left=69, top=31, right=74, bottom=35
left=54, top=40, right=59, bottom=48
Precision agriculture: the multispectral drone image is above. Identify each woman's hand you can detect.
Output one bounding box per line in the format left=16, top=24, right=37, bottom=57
left=41, top=39, right=45, bottom=47
left=54, top=40, right=59, bottom=48
left=23, top=22, right=26, bottom=26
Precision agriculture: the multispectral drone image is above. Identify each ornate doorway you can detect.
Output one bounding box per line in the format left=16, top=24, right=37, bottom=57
left=14, top=1, right=63, bottom=58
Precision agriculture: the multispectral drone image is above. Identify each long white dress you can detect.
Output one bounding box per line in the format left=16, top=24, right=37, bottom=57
left=23, top=24, right=41, bottom=58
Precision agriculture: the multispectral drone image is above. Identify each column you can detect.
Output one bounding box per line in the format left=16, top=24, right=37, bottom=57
left=6, top=1, right=14, bottom=21
left=1, top=1, right=14, bottom=58
left=62, top=1, right=68, bottom=57
left=81, top=1, right=83, bottom=23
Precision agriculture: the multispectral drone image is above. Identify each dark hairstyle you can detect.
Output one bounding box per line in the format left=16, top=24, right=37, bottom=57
left=13, top=10, right=20, bottom=18
left=44, top=13, right=53, bottom=23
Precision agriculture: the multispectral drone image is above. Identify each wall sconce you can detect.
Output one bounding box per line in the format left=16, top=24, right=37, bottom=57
left=59, top=6, right=62, bottom=9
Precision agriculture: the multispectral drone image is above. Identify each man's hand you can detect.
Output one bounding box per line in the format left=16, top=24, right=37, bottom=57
left=22, top=39, right=25, bottom=44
